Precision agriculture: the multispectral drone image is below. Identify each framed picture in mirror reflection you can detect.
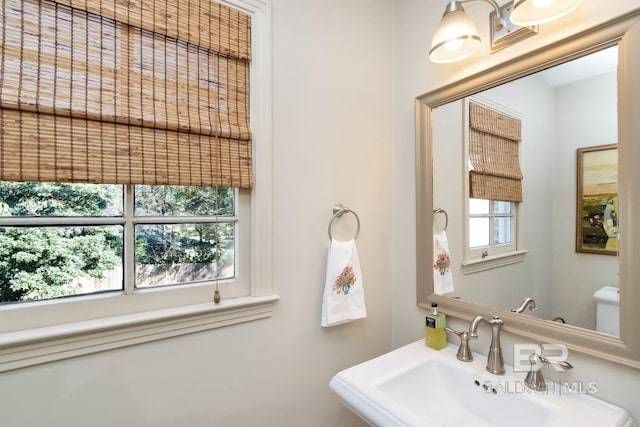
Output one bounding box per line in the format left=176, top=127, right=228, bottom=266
left=576, top=144, right=618, bottom=255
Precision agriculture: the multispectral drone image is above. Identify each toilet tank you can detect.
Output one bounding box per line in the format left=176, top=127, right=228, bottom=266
left=593, top=286, right=620, bottom=336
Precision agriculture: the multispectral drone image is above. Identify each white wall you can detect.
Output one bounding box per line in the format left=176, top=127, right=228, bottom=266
left=0, top=1, right=393, bottom=426
left=392, top=0, right=640, bottom=421
left=551, top=72, right=619, bottom=329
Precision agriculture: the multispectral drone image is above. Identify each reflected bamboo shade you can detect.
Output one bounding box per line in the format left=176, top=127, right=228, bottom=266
left=469, top=102, right=523, bottom=203
left=0, top=0, right=252, bottom=188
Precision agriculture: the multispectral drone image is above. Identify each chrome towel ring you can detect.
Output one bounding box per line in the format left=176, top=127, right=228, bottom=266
left=328, top=203, right=360, bottom=241
left=433, top=208, right=448, bottom=232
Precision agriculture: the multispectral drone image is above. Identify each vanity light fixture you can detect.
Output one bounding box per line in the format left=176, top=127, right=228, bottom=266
left=510, top=0, right=582, bottom=26
left=429, top=0, right=582, bottom=63
left=429, top=0, right=504, bottom=63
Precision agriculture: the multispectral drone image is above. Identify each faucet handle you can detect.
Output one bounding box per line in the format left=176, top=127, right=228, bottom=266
left=524, top=352, right=574, bottom=392
left=444, top=327, right=463, bottom=337
left=540, top=355, right=573, bottom=371
left=445, top=327, right=477, bottom=340
left=533, top=341, right=573, bottom=371
left=445, top=327, right=476, bottom=362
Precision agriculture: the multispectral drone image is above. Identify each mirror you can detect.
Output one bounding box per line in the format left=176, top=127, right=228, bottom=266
left=416, top=10, right=640, bottom=368
left=431, top=46, right=618, bottom=334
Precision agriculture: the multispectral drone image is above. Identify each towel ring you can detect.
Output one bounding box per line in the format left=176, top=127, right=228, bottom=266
left=328, top=203, right=360, bottom=241
left=433, top=208, right=448, bottom=232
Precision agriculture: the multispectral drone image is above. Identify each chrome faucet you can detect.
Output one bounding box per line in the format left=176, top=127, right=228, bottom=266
left=469, top=315, right=505, bottom=375
left=510, top=297, right=538, bottom=313
left=524, top=352, right=573, bottom=391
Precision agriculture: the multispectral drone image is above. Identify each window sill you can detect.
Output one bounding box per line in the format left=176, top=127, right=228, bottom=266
left=0, top=294, right=279, bottom=373
left=461, top=250, right=528, bottom=274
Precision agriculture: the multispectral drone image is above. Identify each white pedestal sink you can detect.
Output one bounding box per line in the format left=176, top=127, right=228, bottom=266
left=330, top=340, right=636, bottom=427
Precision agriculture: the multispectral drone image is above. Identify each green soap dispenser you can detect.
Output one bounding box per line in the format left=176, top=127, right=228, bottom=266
left=425, top=302, right=447, bottom=350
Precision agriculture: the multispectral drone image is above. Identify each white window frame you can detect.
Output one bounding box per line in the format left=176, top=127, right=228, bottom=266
left=0, top=0, right=276, bottom=373
left=468, top=199, right=518, bottom=258
left=462, top=97, right=528, bottom=274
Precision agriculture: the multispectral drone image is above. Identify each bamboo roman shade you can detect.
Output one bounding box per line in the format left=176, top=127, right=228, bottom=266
left=0, top=0, right=252, bottom=188
left=468, top=102, right=523, bottom=203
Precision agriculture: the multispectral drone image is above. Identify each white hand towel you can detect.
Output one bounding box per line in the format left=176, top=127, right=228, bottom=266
left=321, top=239, right=367, bottom=327
left=433, top=230, right=454, bottom=295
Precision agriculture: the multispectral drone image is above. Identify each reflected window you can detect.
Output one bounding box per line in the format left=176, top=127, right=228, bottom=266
left=464, top=98, right=523, bottom=265
left=468, top=198, right=516, bottom=259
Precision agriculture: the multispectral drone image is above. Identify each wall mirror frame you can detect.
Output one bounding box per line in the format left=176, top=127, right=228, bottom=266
left=416, top=8, right=640, bottom=369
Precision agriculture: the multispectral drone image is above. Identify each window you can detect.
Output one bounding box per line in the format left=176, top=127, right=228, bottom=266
left=463, top=98, right=526, bottom=272
left=468, top=199, right=517, bottom=258
left=0, top=183, right=247, bottom=304
left=0, top=0, right=275, bottom=372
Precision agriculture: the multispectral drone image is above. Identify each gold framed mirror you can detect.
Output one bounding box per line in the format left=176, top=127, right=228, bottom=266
left=416, top=8, right=640, bottom=368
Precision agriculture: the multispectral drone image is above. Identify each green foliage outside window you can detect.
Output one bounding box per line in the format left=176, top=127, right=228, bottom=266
left=0, top=182, right=235, bottom=303
left=0, top=225, right=122, bottom=302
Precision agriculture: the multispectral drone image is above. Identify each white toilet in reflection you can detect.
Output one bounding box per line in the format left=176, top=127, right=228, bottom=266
left=593, top=286, right=620, bottom=336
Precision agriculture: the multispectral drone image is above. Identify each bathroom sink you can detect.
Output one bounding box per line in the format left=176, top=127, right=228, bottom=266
left=376, top=357, right=556, bottom=427
left=330, top=340, right=636, bottom=427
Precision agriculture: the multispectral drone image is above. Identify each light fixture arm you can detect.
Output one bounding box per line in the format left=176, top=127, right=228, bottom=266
left=455, top=0, right=505, bottom=31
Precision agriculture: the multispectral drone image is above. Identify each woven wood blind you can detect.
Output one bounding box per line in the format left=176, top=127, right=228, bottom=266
left=469, top=102, right=523, bottom=203
left=0, top=0, right=252, bottom=188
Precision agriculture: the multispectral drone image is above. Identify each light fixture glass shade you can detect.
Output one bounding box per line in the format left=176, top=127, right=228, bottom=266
left=429, top=9, right=481, bottom=64
left=509, top=0, right=582, bottom=26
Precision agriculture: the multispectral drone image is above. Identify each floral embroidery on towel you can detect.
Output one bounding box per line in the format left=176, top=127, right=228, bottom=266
left=434, top=252, right=451, bottom=276
left=333, top=265, right=357, bottom=295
